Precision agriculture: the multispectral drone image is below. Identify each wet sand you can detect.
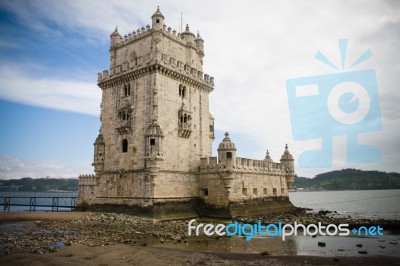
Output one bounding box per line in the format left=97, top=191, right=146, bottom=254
left=2, top=244, right=400, bottom=266
left=0, top=212, right=399, bottom=266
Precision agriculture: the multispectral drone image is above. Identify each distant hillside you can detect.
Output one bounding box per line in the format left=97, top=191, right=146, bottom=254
left=0, top=177, right=78, bottom=192
left=294, top=169, right=400, bottom=190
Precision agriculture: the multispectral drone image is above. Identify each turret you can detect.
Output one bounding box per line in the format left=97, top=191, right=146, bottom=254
left=263, top=150, right=273, bottom=169
left=195, top=31, right=204, bottom=56
left=92, top=133, right=105, bottom=174
left=151, top=6, right=165, bottom=30
left=280, top=144, right=295, bottom=189
left=218, top=132, right=237, bottom=167
left=110, top=26, right=121, bottom=47
left=145, top=118, right=164, bottom=162
left=181, top=24, right=195, bottom=45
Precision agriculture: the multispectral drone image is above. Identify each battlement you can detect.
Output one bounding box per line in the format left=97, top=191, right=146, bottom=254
left=78, top=174, right=96, bottom=186
left=111, top=23, right=200, bottom=50
left=199, top=156, right=285, bottom=174
left=97, top=51, right=214, bottom=88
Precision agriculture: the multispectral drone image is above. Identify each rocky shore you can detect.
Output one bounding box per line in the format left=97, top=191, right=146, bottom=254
left=0, top=209, right=399, bottom=265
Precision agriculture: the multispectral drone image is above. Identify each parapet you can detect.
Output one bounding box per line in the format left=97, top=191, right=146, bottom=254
left=199, top=156, right=285, bottom=174
left=97, top=52, right=214, bottom=90
left=78, top=174, right=96, bottom=186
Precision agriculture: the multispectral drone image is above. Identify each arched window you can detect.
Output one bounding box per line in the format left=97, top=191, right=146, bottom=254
left=178, top=84, right=186, bottom=98
left=124, top=84, right=131, bottom=96
left=122, top=139, right=128, bottom=153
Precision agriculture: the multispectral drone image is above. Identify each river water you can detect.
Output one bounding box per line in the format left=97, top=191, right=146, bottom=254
left=0, top=191, right=77, bottom=212
left=1, top=190, right=399, bottom=220
left=289, top=189, right=400, bottom=220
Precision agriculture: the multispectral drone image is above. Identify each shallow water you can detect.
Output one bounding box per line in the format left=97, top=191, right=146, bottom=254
left=289, top=189, right=400, bottom=220
left=152, top=230, right=400, bottom=257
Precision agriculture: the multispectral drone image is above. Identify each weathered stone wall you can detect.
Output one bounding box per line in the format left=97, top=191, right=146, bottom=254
left=156, top=74, right=213, bottom=172
left=153, top=171, right=199, bottom=199
left=199, top=170, right=288, bottom=206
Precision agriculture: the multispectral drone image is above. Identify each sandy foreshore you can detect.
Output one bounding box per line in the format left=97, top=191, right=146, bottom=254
left=0, top=211, right=399, bottom=266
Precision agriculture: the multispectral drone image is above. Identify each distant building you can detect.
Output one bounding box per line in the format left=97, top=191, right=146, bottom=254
left=78, top=7, right=295, bottom=218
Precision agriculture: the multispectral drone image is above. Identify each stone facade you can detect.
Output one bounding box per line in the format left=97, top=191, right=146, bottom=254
left=78, top=8, right=295, bottom=218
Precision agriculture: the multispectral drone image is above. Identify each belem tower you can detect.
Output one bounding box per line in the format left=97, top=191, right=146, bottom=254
left=78, top=7, right=295, bottom=219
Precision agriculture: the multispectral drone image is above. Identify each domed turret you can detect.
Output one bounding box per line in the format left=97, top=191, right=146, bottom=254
left=280, top=144, right=293, bottom=161
left=280, top=144, right=295, bottom=189
left=218, top=132, right=237, bottom=166
left=145, top=118, right=164, bottom=160
left=92, top=133, right=105, bottom=174
left=94, top=133, right=104, bottom=144
left=195, top=31, right=204, bottom=56
left=264, top=150, right=273, bottom=163
left=110, top=26, right=121, bottom=47
left=151, top=6, right=164, bottom=30
left=181, top=24, right=195, bottom=45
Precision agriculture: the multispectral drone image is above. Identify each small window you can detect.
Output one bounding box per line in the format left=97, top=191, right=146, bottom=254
left=226, top=152, right=232, bottom=159
left=263, top=188, right=267, bottom=196
left=178, top=84, right=186, bottom=98
left=124, top=84, right=131, bottom=96
left=253, top=188, right=257, bottom=196
left=122, top=139, right=128, bottom=153
left=281, top=188, right=284, bottom=195
left=209, top=125, right=214, bottom=132
left=273, top=188, right=277, bottom=196
left=201, top=188, right=208, bottom=197
left=150, top=138, right=156, bottom=146
left=242, top=188, right=247, bottom=196
left=156, top=19, right=160, bottom=23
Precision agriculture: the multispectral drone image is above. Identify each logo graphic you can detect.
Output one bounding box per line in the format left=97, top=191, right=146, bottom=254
left=286, top=39, right=382, bottom=168
left=188, top=219, right=383, bottom=241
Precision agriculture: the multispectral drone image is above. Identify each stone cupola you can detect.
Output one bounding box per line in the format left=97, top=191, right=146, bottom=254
left=145, top=118, right=164, bottom=160
left=151, top=6, right=164, bottom=30
left=280, top=144, right=295, bottom=189
left=218, top=132, right=237, bottom=165
left=92, top=133, right=105, bottom=174
left=264, top=150, right=273, bottom=163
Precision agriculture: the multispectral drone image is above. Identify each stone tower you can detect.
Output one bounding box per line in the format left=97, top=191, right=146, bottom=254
left=78, top=7, right=214, bottom=215
left=78, top=7, right=295, bottom=219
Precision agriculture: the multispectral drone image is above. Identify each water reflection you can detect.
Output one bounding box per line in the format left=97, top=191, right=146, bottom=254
left=153, top=235, right=298, bottom=255
left=152, top=233, right=400, bottom=257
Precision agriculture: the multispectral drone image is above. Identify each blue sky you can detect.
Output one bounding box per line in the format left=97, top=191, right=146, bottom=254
left=0, top=1, right=399, bottom=179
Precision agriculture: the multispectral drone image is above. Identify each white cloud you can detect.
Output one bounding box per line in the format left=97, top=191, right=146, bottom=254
left=0, top=63, right=101, bottom=116
left=1, top=0, right=399, bottom=177
left=0, top=156, right=91, bottom=179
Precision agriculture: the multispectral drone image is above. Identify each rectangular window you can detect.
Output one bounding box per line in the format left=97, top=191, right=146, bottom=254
left=150, top=138, right=156, bottom=146
left=253, top=188, right=257, bottom=196
left=281, top=188, right=284, bottom=195
left=242, top=188, right=247, bottom=196
left=263, top=188, right=267, bottom=196
left=122, top=139, right=128, bottom=153
left=226, top=152, right=232, bottom=159
left=273, top=188, right=277, bottom=196
left=201, top=188, right=208, bottom=197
